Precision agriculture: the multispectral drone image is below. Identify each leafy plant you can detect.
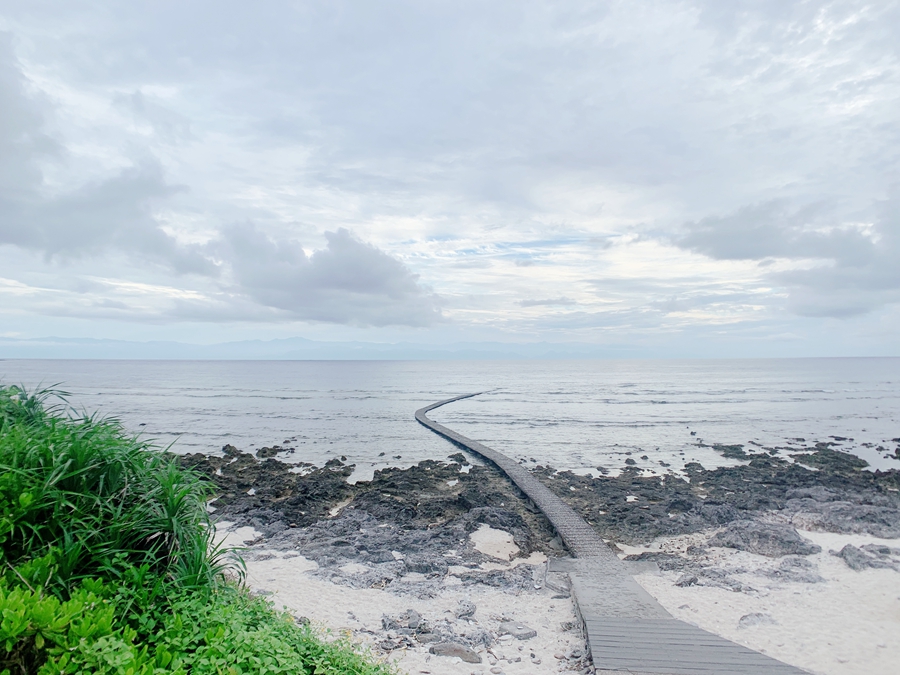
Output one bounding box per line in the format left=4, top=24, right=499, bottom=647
left=0, top=386, right=234, bottom=593
left=0, top=385, right=391, bottom=675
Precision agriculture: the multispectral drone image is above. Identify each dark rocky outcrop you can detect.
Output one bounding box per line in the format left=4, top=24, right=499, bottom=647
left=709, top=521, right=821, bottom=557
left=530, top=443, right=900, bottom=545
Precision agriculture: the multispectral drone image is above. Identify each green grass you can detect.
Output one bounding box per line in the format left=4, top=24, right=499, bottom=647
left=0, top=385, right=231, bottom=593
left=0, top=385, right=392, bottom=675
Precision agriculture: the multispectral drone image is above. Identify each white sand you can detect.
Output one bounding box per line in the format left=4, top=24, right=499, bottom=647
left=218, top=523, right=900, bottom=675
left=627, top=530, right=900, bottom=675
left=469, top=524, right=520, bottom=561
left=217, top=522, right=587, bottom=675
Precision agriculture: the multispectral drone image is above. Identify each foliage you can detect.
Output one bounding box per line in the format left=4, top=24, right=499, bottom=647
left=0, top=386, right=392, bottom=675
left=0, top=385, right=231, bottom=593
left=0, top=563, right=391, bottom=675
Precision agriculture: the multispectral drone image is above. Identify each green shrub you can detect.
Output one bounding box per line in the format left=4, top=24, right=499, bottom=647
left=0, top=561, right=391, bottom=675
left=0, top=557, right=160, bottom=675
left=0, top=386, right=231, bottom=594
left=0, top=386, right=392, bottom=675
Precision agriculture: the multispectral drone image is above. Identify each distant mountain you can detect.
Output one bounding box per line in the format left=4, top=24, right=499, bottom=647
left=0, top=336, right=630, bottom=360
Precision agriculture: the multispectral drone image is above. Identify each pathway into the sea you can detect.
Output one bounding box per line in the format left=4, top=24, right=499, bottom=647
left=416, top=394, right=809, bottom=675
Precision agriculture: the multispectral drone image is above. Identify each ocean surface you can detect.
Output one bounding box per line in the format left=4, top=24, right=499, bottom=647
left=2, top=359, right=899, bottom=481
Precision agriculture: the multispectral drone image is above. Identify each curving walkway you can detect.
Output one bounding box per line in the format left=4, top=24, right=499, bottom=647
left=416, top=393, right=808, bottom=675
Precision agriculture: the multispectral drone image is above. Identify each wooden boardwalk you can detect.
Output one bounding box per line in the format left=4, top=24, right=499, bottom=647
left=416, top=394, right=808, bottom=675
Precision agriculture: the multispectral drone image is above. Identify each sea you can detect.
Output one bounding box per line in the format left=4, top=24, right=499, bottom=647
left=2, top=358, right=899, bottom=481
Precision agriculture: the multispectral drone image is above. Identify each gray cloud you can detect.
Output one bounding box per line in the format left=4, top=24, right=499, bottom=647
left=0, top=32, right=439, bottom=327
left=676, top=201, right=875, bottom=262
left=0, top=33, right=57, bottom=196
left=674, top=198, right=900, bottom=317
left=0, top=35, right=213, bottom=274
left=217, top=226, right=441, bottom=327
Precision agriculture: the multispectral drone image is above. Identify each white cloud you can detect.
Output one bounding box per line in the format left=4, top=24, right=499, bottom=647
left=0, top=2, right=898, bottom=352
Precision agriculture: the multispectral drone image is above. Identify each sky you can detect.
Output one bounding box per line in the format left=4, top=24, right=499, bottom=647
left=1, top=1, right=899, bottom=357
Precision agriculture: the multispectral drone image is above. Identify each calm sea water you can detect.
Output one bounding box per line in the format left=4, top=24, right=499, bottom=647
left=2, top=359, right=898, bottom=480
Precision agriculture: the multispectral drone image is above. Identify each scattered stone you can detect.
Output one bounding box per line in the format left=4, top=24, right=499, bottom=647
left=404, top=609, right=423, bottom=630
left=709, top=521, right=821, bottom=557
left=462, top=627, right=494, bottom=647
left=833, top=544, right=899, bottom=571
left=738, top=613, right=778, bottom=629
left=256, top=445, right=285, bottom=458
left=766, top=556, right=825, bottom=583
left=184, top=443, right=900, bottom=675
left=498, top=621, right=537, bottom=640
left=623, top=551, right=689, bottom=572
left=862, top=543, right=900, bottom=557
left=416, top=633, right=439, bottom=643
left=429, top=642, right=482, bottom=663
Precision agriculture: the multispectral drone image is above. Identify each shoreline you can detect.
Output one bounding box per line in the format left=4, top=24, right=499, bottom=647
left=187, top=441, right=900, bottom=675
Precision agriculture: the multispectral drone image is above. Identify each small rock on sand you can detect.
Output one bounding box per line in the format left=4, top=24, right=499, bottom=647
left=738, top=613, right=778, bottom=629
left=833, top=544, right=899, bottom=571
left=429, top=642, right=482, bottom=663
left=404, top=609, right=423, bottom=629
left=499, top=621, right=537, bottom=640
left=766, top=555, right=825, bottom=583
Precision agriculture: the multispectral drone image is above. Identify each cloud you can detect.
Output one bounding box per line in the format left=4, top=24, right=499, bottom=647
left=0, top=34, right=438, bottom=328
left=113, top=90, right=193, bottom=144
left=0, top=33, right=57, bottom=196
left=673, top=198, right=900, bottom=318
left=0, top=35, right=212, bottom=274
left=217, top=226, right=441, bottom=327
left=2, top=2, right=900, bottom=351
left=675, top=201, right=876, bottom=262
left=519, top=297, right=575, bottom=307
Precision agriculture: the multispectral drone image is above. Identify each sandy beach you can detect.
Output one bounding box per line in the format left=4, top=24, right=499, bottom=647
left=219, top=523, right=589, bottom=675
left=216, top=521, right=900, bottom=675
left=196, top=440, right=900, bottom=675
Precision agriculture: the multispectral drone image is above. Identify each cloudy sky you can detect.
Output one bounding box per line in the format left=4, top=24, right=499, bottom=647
left=1, top=1, right=899, bottom=356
